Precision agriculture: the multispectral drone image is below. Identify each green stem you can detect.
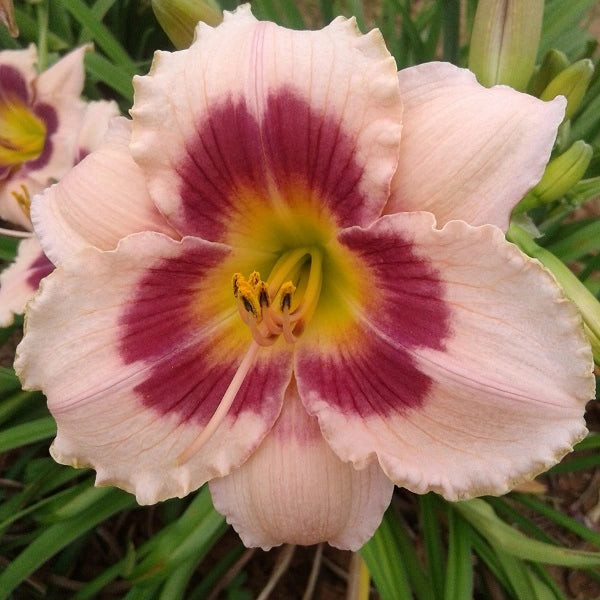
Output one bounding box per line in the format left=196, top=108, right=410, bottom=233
left=442, top=0, right=460, bottom=64
left=36, top=1, right=49, bottom=71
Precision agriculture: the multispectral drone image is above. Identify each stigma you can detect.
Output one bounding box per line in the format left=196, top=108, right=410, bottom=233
left=232, top=247, right=323, bottom=346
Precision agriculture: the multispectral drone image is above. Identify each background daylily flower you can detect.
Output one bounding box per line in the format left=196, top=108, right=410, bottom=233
left=0, top=45, right=118, bottom=326
left=15, top=6, right=594, bottom=551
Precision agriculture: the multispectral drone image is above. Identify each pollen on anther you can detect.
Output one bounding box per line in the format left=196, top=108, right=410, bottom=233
left=257, top=281, right=270, bottom=308
left=232, top=273, right=243, bottom=298
left=248, top=271, right=262, bottom=289
left=236, top=279, right=261, bottom=318
left=279, top=281, right=296, bottom=312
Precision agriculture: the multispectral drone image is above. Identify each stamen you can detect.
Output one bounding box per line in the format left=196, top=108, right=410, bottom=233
left=232, top=273, right=243, bottom=298
left=279, top=281, right=296, bottom=312
left=281, top=308, right=297, bottom=344
left=11, top=184, right=31, bottom=220
left=248, top=271, right=261, bottom=289
left=177, top=342, right=260, bottom=465
left=0, top=226, right=33, bottom=238
left=247, top=317, right=278, bottom=346
left=256, top=281, right=270, bottom=310
left=236, top=279, right=261, bottom=320
left=232, top=246, right=323, bottom=345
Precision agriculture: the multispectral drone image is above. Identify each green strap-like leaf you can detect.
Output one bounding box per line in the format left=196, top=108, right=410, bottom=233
left=456, top=499, right=600, bottom=568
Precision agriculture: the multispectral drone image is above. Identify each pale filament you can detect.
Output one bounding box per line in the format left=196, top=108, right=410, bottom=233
left=0, top=227, right=33, bottom=238
left=176, top=248, right=323, bottom=465
left=177, top=341, right=261, bottom=465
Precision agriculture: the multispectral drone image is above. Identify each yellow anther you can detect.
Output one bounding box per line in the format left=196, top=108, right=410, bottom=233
left=248, top=271, right=262, bottom=289
left=256, top=280, right=270, bottom=308
left=236, top=280, right=261, bottom=319
left=232, top=273, right=244, bottom=298
left=279, top=281, right=296, bottom=312
left=11, top=184, right=31, bottom=220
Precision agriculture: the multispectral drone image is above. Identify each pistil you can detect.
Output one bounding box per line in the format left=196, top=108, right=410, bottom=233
left=176, top=342, right=260, bottom=465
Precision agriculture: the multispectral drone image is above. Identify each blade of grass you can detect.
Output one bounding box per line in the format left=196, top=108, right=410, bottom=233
left=539, top=0, right=599, bottom=56
left=0, top=416, right=56, bottom=452
left=485, top=497, right=556, bottom=544
left=574, top=432, right=600, bottom=451
left=129, top=487, right=225, bottom=584
left=548, top=454, right=600, bottom=474
left=276, top=0, right=306, bottom=29
left=361, top=507, right=413, bottom=600
left=158, top=556, right=198, bottom=600
left=420, top=493, right=445, bottom=599
left=62, top=0, right=137, bottom=76
left=530, top=563, right=567, bottom=600
left=444, top=507, right=473, bottom=600
left=441, top=0, right=460, bottom=64
left=0, top=488, right=135, bottom=600
left=348, top=0, right=366, bottom=32
left=456, top=499, right=600, bottom=567
left=0, top=367, right=21, bottom=398
left=84, top=51, right=134, bottom=102
left=385, top=508, right=433, bottom=600
left=14, top=6, right=68, bottom=50
left=493, top=549, right=538, bottom=599
left=0, top=236, right=19, bottom=261
left=469, top=530, right=512, bottom=592
left=546, top=219, right=600, bottom=261
left=0, top=391, right=44, bottom=426
left=512, top=493, right=600, bottom=549
left=78, top=0, right=121, bottom=44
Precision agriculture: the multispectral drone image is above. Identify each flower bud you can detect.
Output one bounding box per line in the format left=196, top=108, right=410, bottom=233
left=152, top=0, right=222, bottom=50
left=529, top=49, right=569, bottom=98
left=513, top=141, right=592, bottom=214
left=0, top=0, right=17, bottom=37
left=540, top=59, right=594, bottom=121
left=468, top=0, right=543, bottom=91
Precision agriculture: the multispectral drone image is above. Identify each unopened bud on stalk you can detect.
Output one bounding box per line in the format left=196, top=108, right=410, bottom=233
left=534, top=141, right=593, bottom=203
left=540, top=59, right=594, bottom=121
left=152, top=0, right=223, bottom=49
left=513, top=141, right=593, bottom=214
left=468, top=0, right=543, bottom=91
left=0, top=0, right=17, bottom=36
left=529, top=49, right=570, bottom=97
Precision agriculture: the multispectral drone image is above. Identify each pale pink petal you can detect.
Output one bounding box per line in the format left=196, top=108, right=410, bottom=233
left=210, top=380, right=393, bottom=550
left=16, top=233, right=293, bottom=503
left=0, top=173, right=36, bottom=230
left=385, top=62, right=565, bottom=231
left=74, top=100, right=120, bottom=161
left=296, top=212, right=593, bottom=501
left=0, top=45, right=37, bottom=87
left=31, top=117, right=179, bottom=266
left=0, top=236, right=52, bottom=326
left=130, top=4, right=402, bottom=242
left=35, top=45, right=89, bottom=98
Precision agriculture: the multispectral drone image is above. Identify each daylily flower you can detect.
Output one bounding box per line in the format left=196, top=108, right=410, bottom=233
left=15, top=6, right=594, bottom=550
left=0, top=45, right=118, bottom=326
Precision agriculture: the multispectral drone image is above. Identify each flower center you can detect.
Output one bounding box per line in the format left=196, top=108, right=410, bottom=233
left=232, top=245, right=323, bottom=346
left=0, top=98, right=46, bottom=169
